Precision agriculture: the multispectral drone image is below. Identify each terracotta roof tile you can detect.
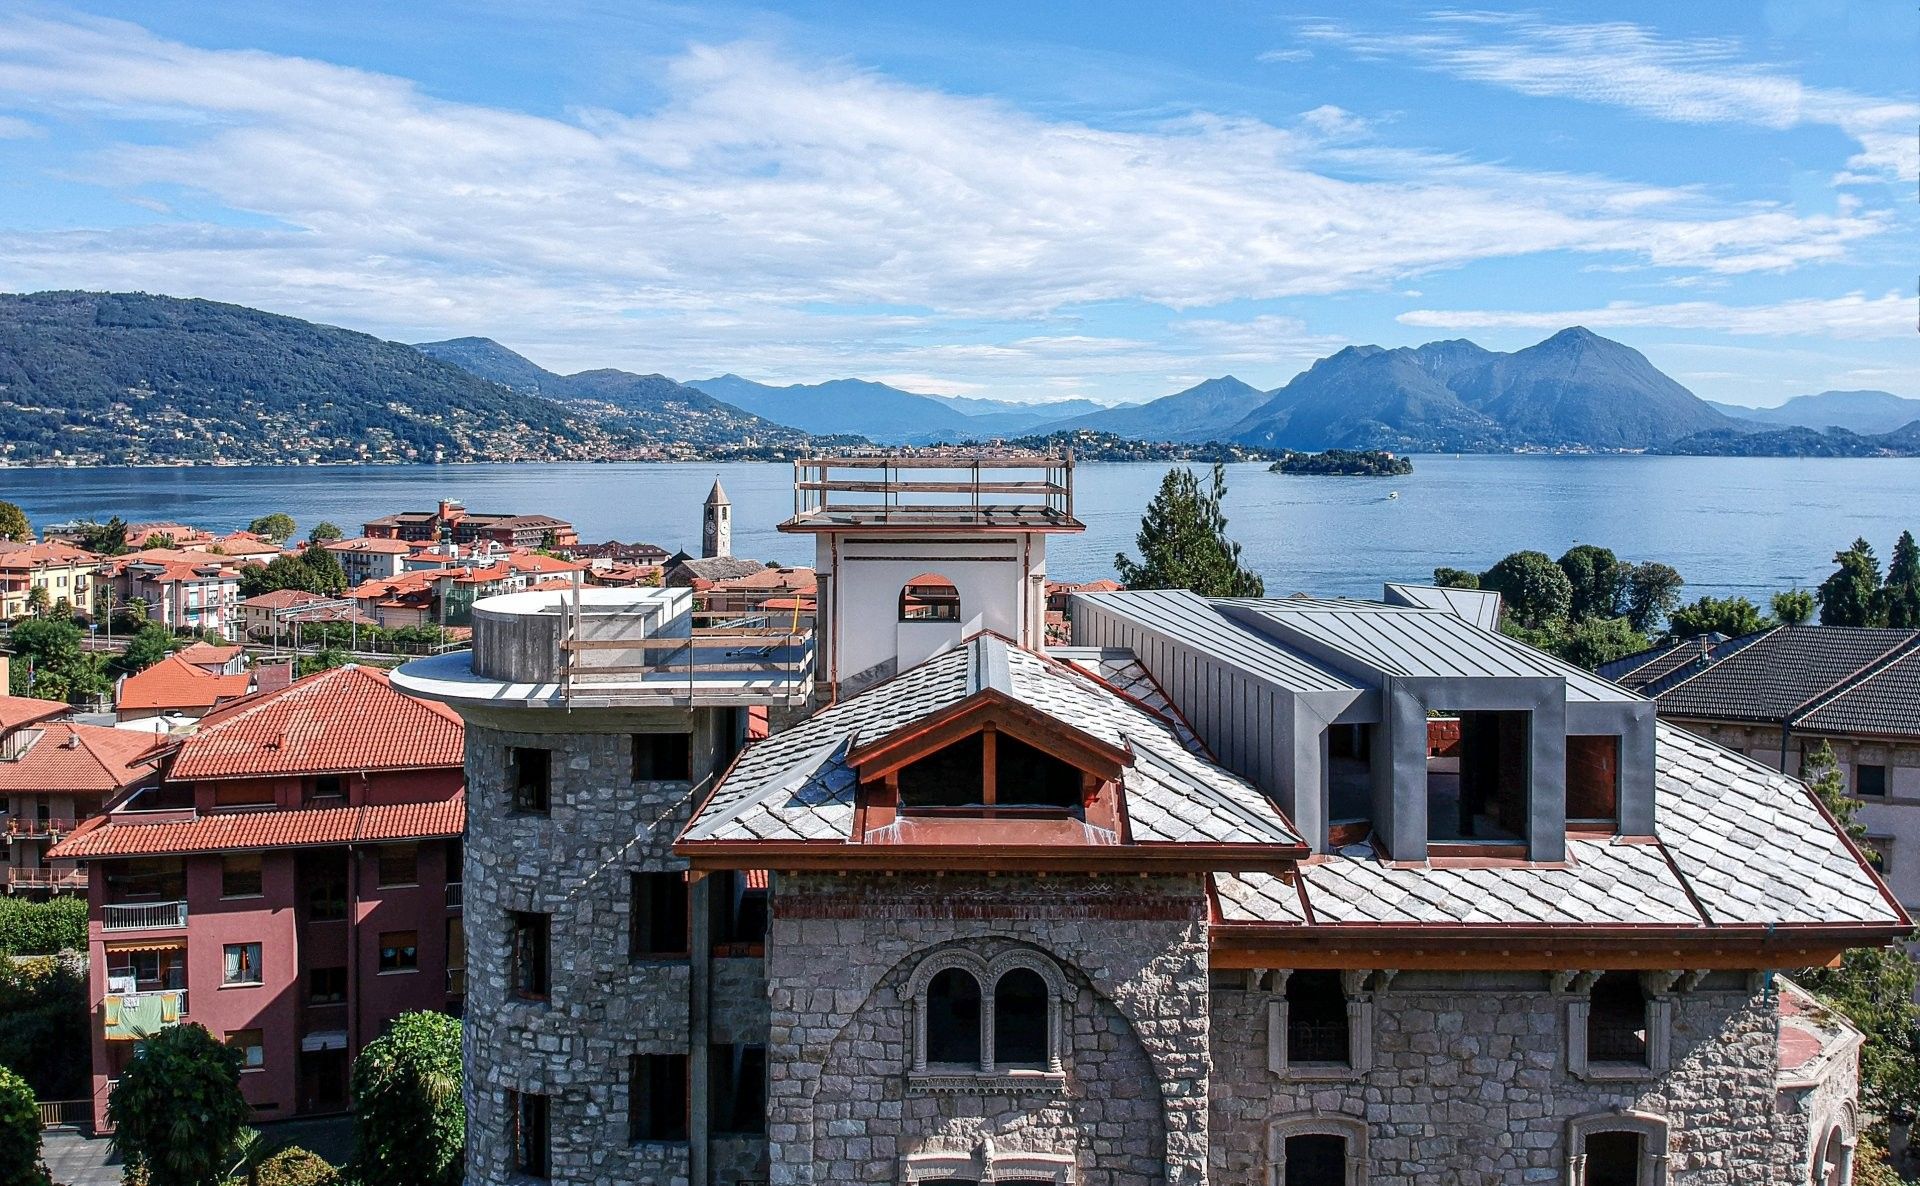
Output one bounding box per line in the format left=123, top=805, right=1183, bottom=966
left=171, top=665, right=463, bottom=779
left=0, top=723, right=168, bottom=793
left=117, top=654, right=251, bottom=713
left=50, top=792, right=464, bottom=859
left=0, top=693, right=70, bottom=732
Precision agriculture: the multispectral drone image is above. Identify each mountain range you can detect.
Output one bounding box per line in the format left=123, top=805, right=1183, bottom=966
left=3, top=290, right=1910, bottom=465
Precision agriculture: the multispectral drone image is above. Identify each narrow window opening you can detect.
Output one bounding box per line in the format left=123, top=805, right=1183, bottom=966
left=377, top=843, right=419, bottom=887
left=510, top=911, right=551, bottom=1000
left=710, top=870, right=768, bottom=953
left=1284, top=1133, right=1348, bottom=1186
left=1285, top=971, right=1349, bottom=1065
left=508, top=1090, right=550, bottom=1178
left=898, top=734, right=984, bottom=809
left=633, top=733, right=692, bottom=782
left=1583, top=1129, right=1642, bottom=1186
left=1566, top=735, right=1621, bottom=826
left=378, top=930, right=418, bottom=973
left=1857, top=763, right=1888, bottom=798
left=994, top=735, right=1082, bottom=809
left=926, top=967, right=983, bottom=1066
left=509, top=747, right=552, bottom=814
left=630, top=872, right=690, bottom=958
left=709, top=1044, right=767, bottom=1136
left=993, top=968, right=1050, bottom=1067
left=1327, top=722, right=1373, bottom=825
left=1587, top=973, right=1649, bottom=1066
left=221, top=854, right=263, bottom=898
left=629, top=1053, right=689, bottom=1143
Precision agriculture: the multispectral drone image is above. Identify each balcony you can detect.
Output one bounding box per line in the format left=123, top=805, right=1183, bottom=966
left=104, top=989, right=187, bottom=1039
left=445, top=881, right=463, bottom=910
left=102, top=901, right=188, bottom=931
left=6, top=867, right=87, bottom=893
left=5, top=818, right=78, bottom=841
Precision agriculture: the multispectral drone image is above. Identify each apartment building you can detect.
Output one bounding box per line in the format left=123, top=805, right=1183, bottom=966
left=0, top=693, right=164, bottom=896
left=392, top=455, right=1899, bottom=1186
left=0, top=540, right=102, bottom=619
left=51, top=665, right=467, bottom=1130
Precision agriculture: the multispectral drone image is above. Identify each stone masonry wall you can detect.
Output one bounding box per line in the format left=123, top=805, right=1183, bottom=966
left=764, top=873, right=1212, bottom=1186
left=463, top=710, right=731, bottom=1186
left=1209, top=970, right=1789, bottom=1186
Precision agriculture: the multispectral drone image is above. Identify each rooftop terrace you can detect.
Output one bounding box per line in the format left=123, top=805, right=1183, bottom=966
left=781, top=454, right=1082, bottom=534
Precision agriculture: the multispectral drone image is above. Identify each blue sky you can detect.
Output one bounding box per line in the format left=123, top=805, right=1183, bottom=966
left=0, top=1, right=1911, bottom=406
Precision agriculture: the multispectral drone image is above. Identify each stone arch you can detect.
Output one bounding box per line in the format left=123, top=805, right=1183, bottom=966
left=811, top=936, right=1168, bottom=1186
left=1808, top=1100, right=1858, bottom=1186
left=1566, top=1109, right=1670, bottom=1186
left=1268, top=1112, right=1368, bottom=1186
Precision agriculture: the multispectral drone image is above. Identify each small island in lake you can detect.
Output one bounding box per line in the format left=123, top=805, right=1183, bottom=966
left=1269, top=449, right=1413, bottom=476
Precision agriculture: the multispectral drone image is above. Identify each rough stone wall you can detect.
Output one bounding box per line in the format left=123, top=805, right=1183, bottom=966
left=463, top=711, right=729, bottom=1186
left=1209, top=970, right=1787, bottom=1185
left=764, top=874, right=1211, bottom=1186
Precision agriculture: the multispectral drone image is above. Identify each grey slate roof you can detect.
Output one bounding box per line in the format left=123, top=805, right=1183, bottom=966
left=1047, top=646, right=1204, bottom=755
left=1653, top=626, right=1919, bottom=724
left=1214, top=721, right=1900, bottom=929
left=670, top=556, right=767, bottom=582
left=681, top=634, right=1302, bottom=848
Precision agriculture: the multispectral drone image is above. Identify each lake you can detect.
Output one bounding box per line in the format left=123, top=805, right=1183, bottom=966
left=5, top=455, right=1917, bottom=603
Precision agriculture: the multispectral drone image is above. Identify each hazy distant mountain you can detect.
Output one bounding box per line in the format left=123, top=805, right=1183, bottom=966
left=928, top=393, right=1108, bottom=421
left=1036, top=376, right=1273, bottom=442
left=1709, top=390, right=1920, bottom=436
left=413, top=338, right=824, bottom=450
left=1662, top=420, right=1920, bottom=458
left=687, top=374, right=976, bottom=442
left=1229, top=328, right=1736, bottom=452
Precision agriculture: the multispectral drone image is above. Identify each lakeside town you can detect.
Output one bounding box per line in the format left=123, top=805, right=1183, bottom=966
left=1, top=455, right=1918, bottom=1186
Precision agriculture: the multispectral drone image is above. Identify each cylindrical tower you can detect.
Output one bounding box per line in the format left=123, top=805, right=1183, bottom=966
left=394, top=586, right=813, bottom=1185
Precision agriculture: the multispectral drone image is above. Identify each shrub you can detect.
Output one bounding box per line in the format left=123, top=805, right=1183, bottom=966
left=0, top=957, right=88, bottom=1099
left=0, top=897, right=87, bottom=956
left=0, top=1064, right=50, bottom=1186
left=260, top=1146, right=341, bottom=1186
left=108, top=1023, right=249, bottom=1186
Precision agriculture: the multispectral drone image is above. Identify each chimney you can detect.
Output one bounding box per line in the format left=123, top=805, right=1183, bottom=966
left=254, top=661, right=294, bottom=695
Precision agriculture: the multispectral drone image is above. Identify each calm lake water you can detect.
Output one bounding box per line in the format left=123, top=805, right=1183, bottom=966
left=5, top=456, right=1917, bottom=602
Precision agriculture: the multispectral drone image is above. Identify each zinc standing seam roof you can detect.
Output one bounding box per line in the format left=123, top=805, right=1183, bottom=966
left=682, top=634, right=1302, bottom=848
left=1074, top=589, right=1359, bottom=694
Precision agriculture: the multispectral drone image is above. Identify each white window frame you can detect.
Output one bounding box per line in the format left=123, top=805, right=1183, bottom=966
left=1269, top=1112, right=1368, bottom=1186
left=1565, top=1109, right=1670, bottom=1186
left=905, top=949, right=1072, bottom=1094
left=1559, top=970, right=1675, bottom=1081
left=1267, top=969, right=1378, bottom=1080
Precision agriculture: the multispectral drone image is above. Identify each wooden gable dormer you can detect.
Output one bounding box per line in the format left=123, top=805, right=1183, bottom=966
left=850, top=689, right=1131, bottom=845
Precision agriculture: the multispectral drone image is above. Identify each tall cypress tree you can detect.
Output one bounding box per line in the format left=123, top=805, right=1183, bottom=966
left=1817, top=538, right=1883, bottom=627
left=1876, top=530, right=1920, bottom=628
left=1115, top=464, right=1265, bottom=598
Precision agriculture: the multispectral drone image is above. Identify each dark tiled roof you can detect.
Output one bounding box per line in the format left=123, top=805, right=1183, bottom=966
left=1654, top=626, right=1920, bottom=724
left=1795, top=646, right=1920, bottom=738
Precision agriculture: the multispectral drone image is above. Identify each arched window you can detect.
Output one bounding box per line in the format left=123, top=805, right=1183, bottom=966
left=1812, top=1108, right=1856, bottom=1186
left=1269, top=1114, right=1367, bottom=1186
left=907, top=950, right=1071, bottom=1089
left=993, top=968, right=1049, bottom=1067
left=925, top=968, right=981, bottom=1066
left=900, top=574, right=961, bottom=622
left=1567, top=1110, right=1669, bottom=1186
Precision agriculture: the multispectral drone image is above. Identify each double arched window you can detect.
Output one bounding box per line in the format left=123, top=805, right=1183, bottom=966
left=908, top=950, right=1072, bottom=1085
left=1566, top=1110, right=1669, bottom=1186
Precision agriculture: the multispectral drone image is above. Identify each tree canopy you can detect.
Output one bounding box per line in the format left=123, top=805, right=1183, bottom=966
left=107, top=1023, right=251, bottom=1186
left=1666, top=595, right=1770, bottom=640
left=1556, top=544, right=1623, bottom=622
left=1819, top=538, right=1882, bottom=627
left=240, top=544, right=349, bottom=599
left=349, top=1011, right=464, bottom=1186
left=1771, top=589, right=1815, bottom=626
left=307, top=521, right=345, bottom=544
left=248, top=513, right=297, bottom=544
left=0, top=1064, right=49, bottom=1186
left=0, top=502, right=31, bottom=544
left=1115, top=464, right=1265, bottom=598
left=1479, top=550, right=1572, bottom=628
left=4, top=618, right=107, bottom=701
left=1876, top=530, right=1920, bottom=628
left=114, top=622, right=179, bottom=677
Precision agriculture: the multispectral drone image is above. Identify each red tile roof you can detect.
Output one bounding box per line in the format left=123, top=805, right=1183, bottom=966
left=0, top=540, right=101, bottom=569
left=177, top=642, right=245, bottom=667
left=50, top=792, right=464, bottom=859
left=240, top=589, right=332, bottom=610
left=0, top=723, right=168, bottom=793
left=117, top=654, right=252, bottom=714
left=0, top=693, right=70, bottom=732
left=171, top=665, right=464, bottom=780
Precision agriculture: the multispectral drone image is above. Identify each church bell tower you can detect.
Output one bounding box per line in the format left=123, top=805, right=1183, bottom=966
left=702, top=480, right=732, bottom=558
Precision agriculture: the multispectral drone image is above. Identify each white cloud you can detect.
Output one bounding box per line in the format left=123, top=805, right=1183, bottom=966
left=1397, top=291, right=1912, bottom=339
left=1301, top=13, right=1920, bottom=182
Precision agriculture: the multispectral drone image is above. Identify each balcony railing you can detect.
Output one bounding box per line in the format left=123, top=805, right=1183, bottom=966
left=1587, top=1022, right=1649, bottom=1065
left=105, top=989, right=187, bottom=1039
left=1286, top=1020, right=1352, bottom=1065
left=5, top=818, right=78, bottom=840
left=36, top=1099, right=88, bottom=1130
left=6, top=867, right=87, bottom=892
left=102, top=901, right=188, bottom=931
left=446, top=967, right=467, bottom=997
left=445, top=882, right=463, bottom=910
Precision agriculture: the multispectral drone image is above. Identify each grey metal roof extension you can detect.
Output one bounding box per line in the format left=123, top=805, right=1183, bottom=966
left=1214, top=721, right=1901, bottom=929
left=1381, top=582, right=1503, bottom=631
left=1073, top=588, right=1361, bottom=694
left=681, top=633, right=1303, bottom=848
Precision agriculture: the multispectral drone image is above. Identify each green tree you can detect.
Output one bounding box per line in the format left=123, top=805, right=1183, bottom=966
left=1431, top=567, right=1479, bottom=589
left=1556, top=545, right=1623, bottom=622
left=1555, top=616, right=1651, bottom=669
left=0, top=1064, right=50, bottom=1186
left=114, top=622, right=179, bottom=676
left=140, top=531, right=177, bottom=551
left=1665, top=595, right=1770, bottom=640
left=0, top=956, right=89, bottom=1101
left=23, top=586, right=49, bottom=617
left=1772, top=588, right=1816, bottom=626
left=349, top=1011, right=464, bottom=1186
left=299, top=542, right=349, bottom=595
left=0, top=898, right=87, bottom=956
left=306, top=521, right=345, bottom=545
left=107, top=1023, right=250, bottom=1186
left=296, top=648, right=349, bottom=677
left=5, top=618, right=107, bottom=702
left=1798, top=742, right=1920, bottom=1143
left=1479, top=550, right=1572, bottom=628
left=247, top=513, right=297, bottom=544
left=0, top=502, right=31, bottom=544
left=1115, top=464, right=1265, bottom=597
left=1818, top=538, right=1884, bottom=627
left=77, top=517, right=129, bottom=557
left=1875, top=529, right=1920, bottom=628
left=1620, top=561, right=1684, bottom=633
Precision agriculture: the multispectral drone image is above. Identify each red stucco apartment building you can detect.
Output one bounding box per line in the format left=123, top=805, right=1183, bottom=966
left=50, top=665, right=466, bottom=1131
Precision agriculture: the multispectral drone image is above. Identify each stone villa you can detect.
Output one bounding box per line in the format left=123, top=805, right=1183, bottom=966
left=393, top=454, right=1902, bottom=1186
